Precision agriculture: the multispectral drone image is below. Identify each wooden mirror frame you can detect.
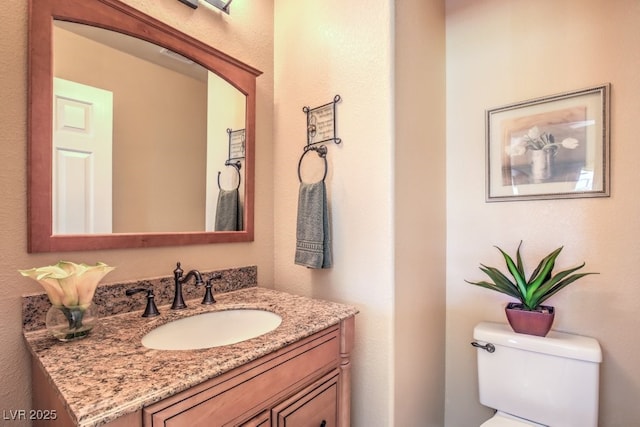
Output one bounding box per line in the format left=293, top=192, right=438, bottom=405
left=28, top=0, right=261, bottom=252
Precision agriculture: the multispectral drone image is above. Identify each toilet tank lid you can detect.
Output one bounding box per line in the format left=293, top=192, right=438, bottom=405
left=474, top=322, right=602, bottom=363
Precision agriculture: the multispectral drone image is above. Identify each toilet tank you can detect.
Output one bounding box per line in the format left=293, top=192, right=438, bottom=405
left=474, top=322, right=602, bottom=427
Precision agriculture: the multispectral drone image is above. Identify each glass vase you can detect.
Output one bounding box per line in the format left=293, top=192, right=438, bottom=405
left=45, top=303, right=97, bottom=342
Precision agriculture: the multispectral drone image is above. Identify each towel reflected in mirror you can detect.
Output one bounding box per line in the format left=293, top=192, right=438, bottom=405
left=215, top=189, right=243, bottom=231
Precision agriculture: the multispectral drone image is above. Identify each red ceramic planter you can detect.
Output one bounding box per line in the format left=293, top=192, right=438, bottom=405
left=505, top=302, right=555, bottom=337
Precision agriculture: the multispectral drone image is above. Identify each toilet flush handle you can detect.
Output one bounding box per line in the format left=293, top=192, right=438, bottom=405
left=471, top=341, right=495, bottom=353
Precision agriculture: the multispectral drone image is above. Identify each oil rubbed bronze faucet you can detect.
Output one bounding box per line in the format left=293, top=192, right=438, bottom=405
left=125, top=287, right=160, bottom=317
left=171, top=262, right=204, bottom=310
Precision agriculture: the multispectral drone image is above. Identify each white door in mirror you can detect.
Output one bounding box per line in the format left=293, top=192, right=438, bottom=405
left=141, top=309, right=282, bottom=351
left=53, top=78, right=113, bottom=234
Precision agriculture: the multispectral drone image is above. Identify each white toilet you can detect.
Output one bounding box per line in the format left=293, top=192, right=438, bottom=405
left=472, top=322, right=602, bottom=427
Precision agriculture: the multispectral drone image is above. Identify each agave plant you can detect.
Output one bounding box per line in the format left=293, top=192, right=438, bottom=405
left=466, top=242, right=597, bottom=311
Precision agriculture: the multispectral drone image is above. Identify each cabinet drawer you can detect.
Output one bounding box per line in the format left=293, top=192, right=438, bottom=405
left=272, top=371, right=339, bottom=427
left=144, top=327, right=340, bottom=427
left=239, top=410, right=269, bottom=427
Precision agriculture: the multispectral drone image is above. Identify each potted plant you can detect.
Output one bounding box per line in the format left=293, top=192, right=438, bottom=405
left=466, top=242, right=597, bottom=336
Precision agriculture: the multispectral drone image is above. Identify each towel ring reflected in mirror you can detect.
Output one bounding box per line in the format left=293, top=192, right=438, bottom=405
left=218, top=161, right=242, bottom=191
left=298, top=145, right=328, bottom=183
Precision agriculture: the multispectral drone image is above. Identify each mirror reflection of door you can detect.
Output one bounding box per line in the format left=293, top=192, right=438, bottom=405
left=53, top=78, right=113, bottom=234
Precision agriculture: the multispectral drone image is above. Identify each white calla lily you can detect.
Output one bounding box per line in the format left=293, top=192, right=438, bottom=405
left=514, top=126, right=581, bottom=155
left=506, top=142, right=526, bottom=156
left=20, top=261, right=115, bottom=309
left=561, top=137, right=579, bottom=149
left=527, top=126, right=541, bottom=140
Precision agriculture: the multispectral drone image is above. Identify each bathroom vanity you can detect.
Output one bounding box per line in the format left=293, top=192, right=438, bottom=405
left=24, top=287, right=357, bottom=427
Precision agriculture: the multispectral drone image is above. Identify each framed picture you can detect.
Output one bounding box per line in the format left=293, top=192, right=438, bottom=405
left=228, top=128, right=246, bottom=160
left=486, top=84, right=610, bottom=202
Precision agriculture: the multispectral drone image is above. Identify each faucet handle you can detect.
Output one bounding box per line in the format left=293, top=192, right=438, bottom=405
left=125, top=287, right=160, bottom=317
left=201, top=278, right=217, bottom=305
left=174, top=262, right=183, bottom=278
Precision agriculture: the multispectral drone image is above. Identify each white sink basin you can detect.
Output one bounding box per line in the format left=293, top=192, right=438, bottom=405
left=141, top=309, right=282, bottom=350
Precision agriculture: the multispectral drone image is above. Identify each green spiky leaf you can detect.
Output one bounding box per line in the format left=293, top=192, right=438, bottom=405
left=465, top=242, right=597, bottom=311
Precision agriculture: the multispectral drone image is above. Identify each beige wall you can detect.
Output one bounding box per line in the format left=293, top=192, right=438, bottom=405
left=445, top=0, right=640, bottom=425
left=0, top=0, right=273, bottom=422
left=273, top=0, right=447, bottom=425
left=394, top=0, right=446, bottom=425
left=273, top=0, right=395, bottom=425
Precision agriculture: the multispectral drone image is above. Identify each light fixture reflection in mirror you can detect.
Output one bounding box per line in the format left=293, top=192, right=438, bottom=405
left=177, top=0, right=234, bottom=13
left=53, top=21, right=245, bottom=235
left=203, top=0, right=234, bottom=14
left=28, top=0, right=261, bottom=252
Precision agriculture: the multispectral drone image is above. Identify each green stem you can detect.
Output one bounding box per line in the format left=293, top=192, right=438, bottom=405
left=60, top=306, right=89, bottom=340
left=60, top=307, right=85, bottom=330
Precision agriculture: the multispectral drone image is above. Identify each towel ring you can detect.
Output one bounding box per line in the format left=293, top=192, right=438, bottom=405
left=218, top=161, right=241, bottom=190
left=298, top=145, right=328, bottom=183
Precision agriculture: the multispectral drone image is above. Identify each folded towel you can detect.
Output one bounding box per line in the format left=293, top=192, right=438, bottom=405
left=295, top=181, right=332, bottom=268
left=215, top=189, right=243, bottom=231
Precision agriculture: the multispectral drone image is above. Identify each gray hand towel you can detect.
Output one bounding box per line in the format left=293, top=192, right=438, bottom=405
left=215, top=189, right=243, bottom=231
left=295, top=181, right=332, bottom=269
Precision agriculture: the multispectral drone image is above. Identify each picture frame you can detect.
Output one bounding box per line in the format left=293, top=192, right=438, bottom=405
left=228, top=128, right=246, bottom=160
left=486, top=84, right=610, bottom=202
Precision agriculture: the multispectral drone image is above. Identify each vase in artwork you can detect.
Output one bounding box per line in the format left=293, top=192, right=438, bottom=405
left=530, top=148, right=555, bottom=182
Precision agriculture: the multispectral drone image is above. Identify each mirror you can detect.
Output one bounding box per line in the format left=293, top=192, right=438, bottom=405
left=28, top=0, right=261, bottom=252
left=52, top=22, right=247, bottom=234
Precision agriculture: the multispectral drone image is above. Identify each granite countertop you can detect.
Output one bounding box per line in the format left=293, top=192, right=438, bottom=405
left=23, top=287, right=358, bottom=427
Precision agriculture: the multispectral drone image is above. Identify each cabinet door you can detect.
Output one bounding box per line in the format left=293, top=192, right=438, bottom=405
left=144, top=328, right=341, bottom=427
left=272, top=372, right=339, bottom=427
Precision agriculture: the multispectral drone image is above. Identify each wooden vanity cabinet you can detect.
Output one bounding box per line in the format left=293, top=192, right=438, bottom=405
left=238, top=410, right=270, bottom=427
left=32, top=317, right=354, bottom=427
left=144, top=318, right=354, bottom=427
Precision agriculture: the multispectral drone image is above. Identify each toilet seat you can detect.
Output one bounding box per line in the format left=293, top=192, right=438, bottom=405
left=480, top=411, right=547, bottom=426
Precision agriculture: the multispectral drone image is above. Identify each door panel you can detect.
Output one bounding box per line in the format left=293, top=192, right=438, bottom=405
left=53, top=77, right=113, bottom=233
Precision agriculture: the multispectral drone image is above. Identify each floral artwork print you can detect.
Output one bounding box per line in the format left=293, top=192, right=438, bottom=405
left=486, top=84, right=609, bottom=201
left=500, top=107, right=588, bottom=186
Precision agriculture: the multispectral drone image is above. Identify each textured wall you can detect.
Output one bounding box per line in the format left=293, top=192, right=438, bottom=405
left=0, top=0, right=273, bottom=422
left=273, top=0, right=395, bottom=425
left=394, top=0, right=446, bottom=425
left=0, top=1, right=31, bottom=419
left=445, top=0, right=640, bottom=425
